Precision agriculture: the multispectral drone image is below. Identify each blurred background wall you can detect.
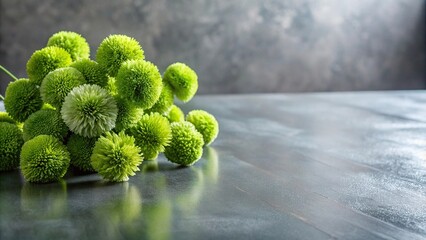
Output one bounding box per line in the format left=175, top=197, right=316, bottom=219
left=0, top=0, right=425, bottom=95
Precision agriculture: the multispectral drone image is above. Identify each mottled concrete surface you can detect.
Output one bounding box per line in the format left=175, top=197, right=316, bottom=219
left=0, top=0, right=425, bottom=94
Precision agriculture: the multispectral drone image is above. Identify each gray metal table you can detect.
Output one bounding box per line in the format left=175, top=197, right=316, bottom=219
left=1, top=92, right=425, bottom=239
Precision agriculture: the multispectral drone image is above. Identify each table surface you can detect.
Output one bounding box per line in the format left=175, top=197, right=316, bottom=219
left=1, top=91, right=426, bottom=240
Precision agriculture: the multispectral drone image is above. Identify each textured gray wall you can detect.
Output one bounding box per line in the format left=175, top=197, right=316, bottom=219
left=0, top=0, right=425, bottom=95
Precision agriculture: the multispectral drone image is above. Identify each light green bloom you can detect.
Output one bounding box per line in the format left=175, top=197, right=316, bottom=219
left=91, top=131, right=142, bottom=182
left=61, top=84, right=118, bottom=137
left=40, top=67, right=86, bottom=109
left=47, top=31, right=90, bottom=61
left=116, top=60, right=163, bottom=109
left=4, top=78, right=43, bottom=122
left=20, top=135, right=70, bottom=183
left=26, top=46, right=72, bottom=85
left=163, top=63, right=198, bottom=102
left=164, top=121, right=204, bottom=166
left=126, top=113, right=171, bottom=160
left=186, top=110, right=219, bottom=146
left=96, top=34, right=144, bottom=77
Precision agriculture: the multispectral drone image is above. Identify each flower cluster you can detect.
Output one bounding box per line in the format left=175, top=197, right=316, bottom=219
left=0, top=31, right=219, bottom=183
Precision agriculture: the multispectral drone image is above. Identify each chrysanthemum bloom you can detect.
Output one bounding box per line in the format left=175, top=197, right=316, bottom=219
left=0, top=112, right=17, bottom=124
left=40, top=67, right=86, bottom=109
left=0, top=122, right=24, bottom=171
left=26, top=46, right=72, bottom=85
left=164, top=121, right=204, bottom=166
left=67, top=134, right=97, bottom=172
left=145, top=82, right=174, bottom=115
left=20, top=135, right=70, bottom=183
left=61, top=84, right=118, bottom=137
left=91, top=131, right=142, bottom=182
left=70, top=59, right=108, bottom=87
left=186, top=110, right=219, bottom=146
left=23, top=109, right=68, bottom=142
left=126, top=113, right=171, bottom=160
left=116, top=60, right=163, bottom=109
left=163, top=63, right=198, bottom=102
left=114, top=97, right=143, bottom=133
left=47, top=31, right=90, bottom=61
left=4, top=78, right=43, bottom=122
left=165, top=105, right=184, bottom=123
left=96, top=34, right=144, bottom=77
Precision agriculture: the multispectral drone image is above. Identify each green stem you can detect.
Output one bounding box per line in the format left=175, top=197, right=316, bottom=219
left=0, top=95, right=4, bottom=101
left=0, top=65, right=18, bottom=81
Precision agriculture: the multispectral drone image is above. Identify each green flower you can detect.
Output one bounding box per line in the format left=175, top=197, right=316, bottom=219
left=186, top=110, right=219, bottom=146
left=47, top=31, right=90, bottom=61
left=67, top=134, right=97, bottom=172
left=40, top=67, right=86, bottom=109
left=163, top=63, right=198, bottom=102
left=96, top=34, right=144, bottom=77
left=20, top=135, right=70, bottom=183
left=23, top=109, right=68, bottom=142
left=145, top=82, right=174, bottom=114
left=116, top=60, right=163, bottom=109
left=165, top=105, right=184, bottom=123
left=61, top=84, right=118, bottom=137
left=26, top=46, right=72, bottom=85
left=126, top=113, right=171, bottom=160
left=70, top=59, right=108, bottom=87
left=91, top=131, right=142, bottom=182
left=164, top=121, right=204, bottom=166
left=4, top=78, right=43, bottom=122
left=0, top=122, right=24, bottom=171
left=114, top=97, right=143, bottom=132
left=0, top=112, right=17, bottom=124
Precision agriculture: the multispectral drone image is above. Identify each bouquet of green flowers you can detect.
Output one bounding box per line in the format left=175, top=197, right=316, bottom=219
left=0, top=31, right=219, bottom=183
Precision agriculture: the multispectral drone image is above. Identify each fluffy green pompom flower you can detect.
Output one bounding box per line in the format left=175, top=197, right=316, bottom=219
left=40, top=67, right=86, bottom=109
left=0, top=112, right=17, bottom=124
left=70, top=59, right=108, bottom=87
left=114, top=97, right=143, bottom=132
left=23, top=109, right=68, bottom=142
left=67, top=134, right=97, bottom=172
left=26, top=46, right=72, bottom=85
left=20, top=135, right=70, bottom=183
left=61, top=84, right=118, bottom=137
left=186, top=110, right=219, bottom=146
left=96, top=34, right=144, bottom=77
left=4, top=78, right=43, bottom=122
left=47, top=31, right=90, bottom=61
left=163, top=63, right=198, bottom=102
left=165, top=105, right=184, bottom=123
left=164, top=121, right=204, bottom=166
left=0, top=122, right=24, bottom=171
left=116, top=60, right=163, bottom=109
left=91, top=131, right=142, bottom=182
left=145, top=82, right=174, bottom=114
left=126, top=113, right=171, bottom=160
